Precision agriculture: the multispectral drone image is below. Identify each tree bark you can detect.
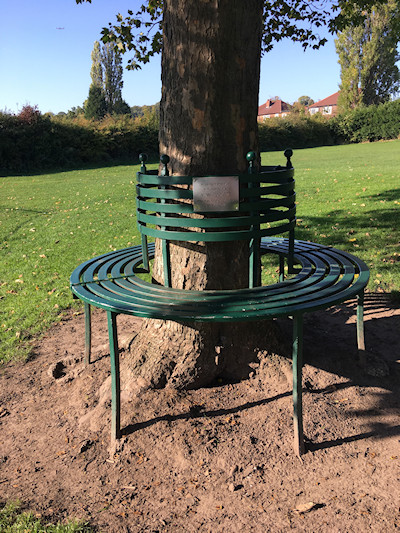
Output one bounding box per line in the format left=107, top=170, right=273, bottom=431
left=124, top=0, right=285, bottom=393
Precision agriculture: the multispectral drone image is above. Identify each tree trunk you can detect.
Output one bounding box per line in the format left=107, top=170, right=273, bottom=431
left=124, top=0, right=285, bottom=393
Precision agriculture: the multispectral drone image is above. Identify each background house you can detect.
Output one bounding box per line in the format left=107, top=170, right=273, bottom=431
left=257, top=98, right=291, bottom=121
left=307, top=91, right=339, bottom=116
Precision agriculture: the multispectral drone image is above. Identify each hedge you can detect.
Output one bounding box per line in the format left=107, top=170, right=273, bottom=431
left=2, top=99, right=400, bottom=174
left=258, top=114, right=336, bottom=151
left=0, top=111, right=159, bottom=175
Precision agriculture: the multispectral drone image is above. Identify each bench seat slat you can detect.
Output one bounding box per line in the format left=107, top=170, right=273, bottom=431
left=70, top=239, right=369, bottom=322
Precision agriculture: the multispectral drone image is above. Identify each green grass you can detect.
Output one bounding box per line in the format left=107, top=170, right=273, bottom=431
left=0, top=501, right=92, bottom=532
left=1, top=141, right=399, bottom=363
left=0, top=162, right=157, bottom=362
left=262, top=141, right=400, bottom=288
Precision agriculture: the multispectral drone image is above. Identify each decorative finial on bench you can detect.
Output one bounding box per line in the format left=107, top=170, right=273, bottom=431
left=246, top=151, right=256, bottom=174
left=139, top=153, right=148, bottom=173
left=160, top=154, right=170, bottom=176
left=284, top=149, right=293, bottom=169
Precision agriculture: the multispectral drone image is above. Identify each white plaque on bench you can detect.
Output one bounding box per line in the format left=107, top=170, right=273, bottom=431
left=193, top=176, right=239, bottom=212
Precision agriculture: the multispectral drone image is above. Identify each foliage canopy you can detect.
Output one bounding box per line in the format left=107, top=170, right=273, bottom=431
left=76, top=0, right=399, bottom=70
left=336, top=1, right=400, bottom=110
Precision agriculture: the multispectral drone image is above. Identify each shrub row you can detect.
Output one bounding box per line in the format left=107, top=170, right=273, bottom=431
left=258, top=114, right=336, bottom=151
left=259, top=98, right=400, bottom=151
left=331, top=99, right=400, bottom=143
left=0, top=110, right=159, bottom=175
left=2, top=99, right=400, bottom=174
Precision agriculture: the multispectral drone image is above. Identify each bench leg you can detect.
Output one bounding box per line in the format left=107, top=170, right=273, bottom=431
left=293, top=314, right=305, bottom=456
left=279, top=254, right=285, bottom=282
left=84, top=302, right=91, bottom=365
left=288, top=229, right=295, bottom=274
left=357, top=291, right=366, bottom=365
left=107, top=311, right=121, bottom=441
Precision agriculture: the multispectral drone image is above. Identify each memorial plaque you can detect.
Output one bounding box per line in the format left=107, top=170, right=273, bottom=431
left=193, top=176, right=239, bottom=212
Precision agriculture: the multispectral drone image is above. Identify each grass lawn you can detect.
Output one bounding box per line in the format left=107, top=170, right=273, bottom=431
left=1, top=141, right=399, bottom=363
left=261, top=141, right=400, bottom=288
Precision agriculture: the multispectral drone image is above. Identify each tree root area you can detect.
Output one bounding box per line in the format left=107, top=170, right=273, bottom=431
left=1, top=293, right=400, bottom=532
left=122, top=317, right=288, bottom=393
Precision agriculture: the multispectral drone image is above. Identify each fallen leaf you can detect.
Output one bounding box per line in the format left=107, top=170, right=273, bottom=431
left=293, top=501, right=319, bottom=514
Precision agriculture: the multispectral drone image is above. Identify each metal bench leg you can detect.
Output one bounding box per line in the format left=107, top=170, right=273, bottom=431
left=293, top=314, right=305, bottom=456
left=279, top=253, right=285, bottom=282
left=84, top=302, right=91, bottom=365
left=357, top=291, right=366, bottom=365
left=107, top=311, right=121, bottom=441
left=288, top=229, right=295, bottom=274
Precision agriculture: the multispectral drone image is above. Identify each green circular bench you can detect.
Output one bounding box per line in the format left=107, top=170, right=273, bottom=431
left=70, top=151, right=370, bottom=455
left=71, top=237, right=369, bottom=455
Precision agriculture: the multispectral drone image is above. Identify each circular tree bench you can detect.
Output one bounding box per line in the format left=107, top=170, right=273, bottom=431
left=70, top=152, right=369, bottom=456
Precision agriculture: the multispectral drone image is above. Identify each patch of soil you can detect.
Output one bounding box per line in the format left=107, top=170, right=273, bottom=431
left=1, top=293, right=400, bottom=532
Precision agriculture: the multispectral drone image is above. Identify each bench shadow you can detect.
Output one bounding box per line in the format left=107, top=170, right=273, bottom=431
left=121, top=292, right=400, bottom=452
left=307, top=424, right=400, bottom=452
left=122, top=390, right=292, bottom=437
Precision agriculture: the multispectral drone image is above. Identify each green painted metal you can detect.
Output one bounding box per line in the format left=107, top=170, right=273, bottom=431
left=139, top=152, right=148, bottom=173
left=141, top=234, right=149, bottom=272
left=292, top=314, right=305, bottom=456
left=70, top=149, right=370, bottom=455
left=357, top=291, right=365, bottom=352
left=138, top=208, right=297, bottom=228
left=279, top=254, right=285, bottom=282
left=160, top=154, right=171, bottom=287
left=70, top=239, right=369, bottom=322
left=139, top=221, right=295, bottom=243
left=247, top=150, right=259, bottom=289
left=84, top=302, right=91, bottom=365
left=136, top=153, right=296, bottom=283
left=107, top=311, right=121, bottom=441
left=284, top=148, right=294, bottom=169
left=70, top=239, right=369, bottom=452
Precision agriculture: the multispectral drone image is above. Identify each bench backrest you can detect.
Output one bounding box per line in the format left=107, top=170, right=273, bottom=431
left=136, top=150, right=295, bottom=288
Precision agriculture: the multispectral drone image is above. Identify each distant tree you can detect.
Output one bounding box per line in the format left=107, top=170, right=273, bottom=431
left=130, top=103, right=160, bottom=122
left=84, top=85, right=107, bottom=119
left=87, top=40, right=128, bottom=115
left=112, top=99, right=131, bottom=115
left=336, top=25, right=364, bottom=111
left=90, top=40, right=103, bottom=89
left=66, top=106, right=84, bottom=119
left=100, top=41, right=124, bottom=113
left=336, top=1, right=400, bottom=111
left=292, top=95, right=314, bottom=113
left=298, top=95, right=314, bottom=107
left=18, top=105, right=41, bottom=124
left=130, top=105, right=145, bottom=118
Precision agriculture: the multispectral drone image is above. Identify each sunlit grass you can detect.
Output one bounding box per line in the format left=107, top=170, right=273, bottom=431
left=262, top=141, right=400, bottom=290
left=1, top=141, right=399, bottom=363
left=0, top=163, right=157, bottom=362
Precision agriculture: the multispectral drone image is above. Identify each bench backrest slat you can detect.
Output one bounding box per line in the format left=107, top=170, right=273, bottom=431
left=136, top=151, right=296, bottom=288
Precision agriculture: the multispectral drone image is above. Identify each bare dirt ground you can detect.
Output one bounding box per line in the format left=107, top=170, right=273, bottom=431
left=1, top=292, right=399, bottom=532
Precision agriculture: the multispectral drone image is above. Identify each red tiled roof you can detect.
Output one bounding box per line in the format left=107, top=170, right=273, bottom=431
left=308, top=92, right=339, bottom=109
left=258, top=99, right=291, bottom=116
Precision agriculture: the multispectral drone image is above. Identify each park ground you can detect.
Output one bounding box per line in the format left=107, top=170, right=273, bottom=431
left=1, top=293, right=399, bottom=532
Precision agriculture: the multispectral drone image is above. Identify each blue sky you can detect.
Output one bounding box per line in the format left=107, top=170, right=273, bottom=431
left=0, top=0, right=341, bottom=114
